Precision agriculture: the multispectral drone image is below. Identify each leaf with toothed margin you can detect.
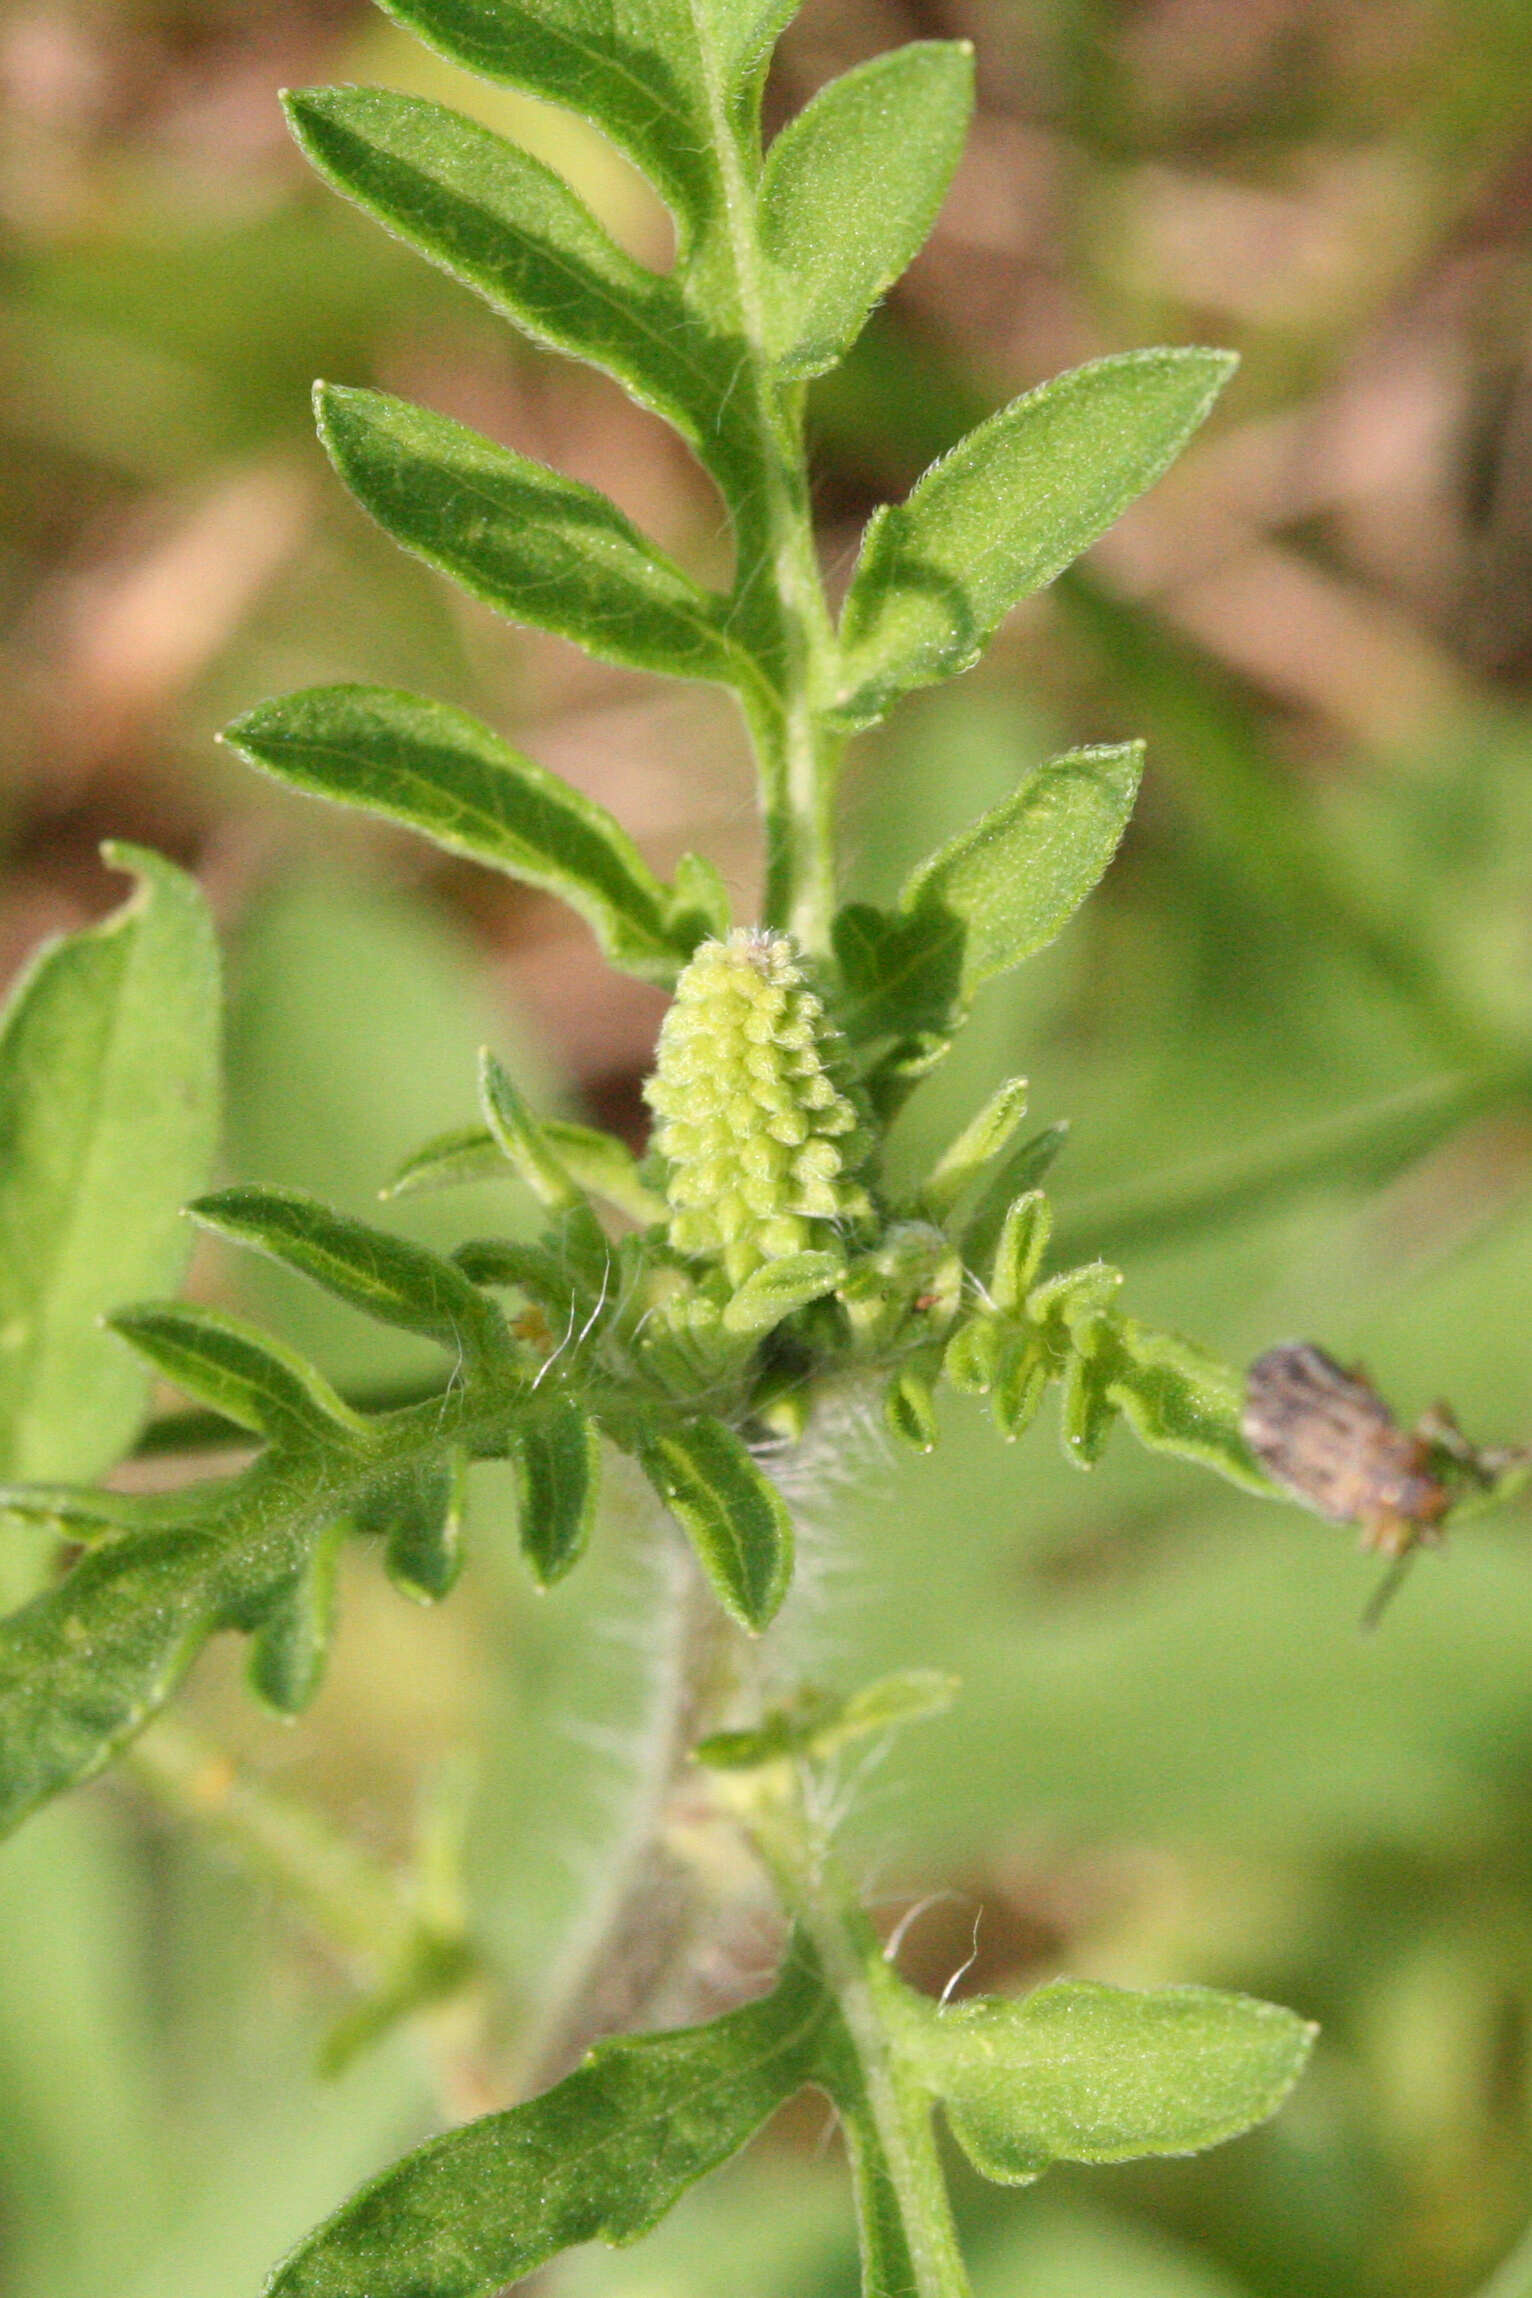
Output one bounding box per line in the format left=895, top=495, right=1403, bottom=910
left=262, top=1934, right=847, bottom=2298
left=223, top=687, right=704, bottom=987
left=636, top=1416, right=794, bottom=1630
left=108, top=1302, right=366, bottom=1451
left=189, top=1186, right=507, bottom=1361
left=512, top=1397, right=600, bottom=1585
left=314, top=386, right=751, bottom=690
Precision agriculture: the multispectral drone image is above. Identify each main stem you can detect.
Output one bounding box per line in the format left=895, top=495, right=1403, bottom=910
left=739, top=1766, right=974, bottom=2298
left=689, top=8, right=843, bottom=956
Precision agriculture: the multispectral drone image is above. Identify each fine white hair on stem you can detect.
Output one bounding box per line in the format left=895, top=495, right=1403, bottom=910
left=939, top=1908, right=984, bottom=2008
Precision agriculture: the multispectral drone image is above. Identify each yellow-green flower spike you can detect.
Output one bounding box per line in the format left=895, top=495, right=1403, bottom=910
left=644, top=930, right=873, bottom=1287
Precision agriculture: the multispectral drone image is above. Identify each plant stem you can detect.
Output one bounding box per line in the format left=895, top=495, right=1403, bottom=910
left=738, top=1766, right=974, bottom=2298
left=515, top=1514, right=738, bottom=2091
left=126, top=1712, right=468, bottom=1987
left=688, top=0, right=842, bottom=953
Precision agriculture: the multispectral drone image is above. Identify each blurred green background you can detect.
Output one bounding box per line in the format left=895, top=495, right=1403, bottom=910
left=5, top=1, right=1532, bottom=2293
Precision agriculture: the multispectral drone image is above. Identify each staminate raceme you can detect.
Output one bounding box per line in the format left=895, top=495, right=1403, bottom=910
left=643, top=930, right=873, bottom=1284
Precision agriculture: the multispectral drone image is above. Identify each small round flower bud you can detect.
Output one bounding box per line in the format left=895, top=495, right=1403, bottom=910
left=644, top=930, right=872, bottom=1285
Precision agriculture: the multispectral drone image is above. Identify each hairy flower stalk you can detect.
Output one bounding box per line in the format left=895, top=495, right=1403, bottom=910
left=643, top=929, right=873, bottom=1286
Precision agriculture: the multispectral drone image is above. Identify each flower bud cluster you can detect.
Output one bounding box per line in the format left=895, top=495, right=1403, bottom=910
left=644, top=930, right=872, bottom=1285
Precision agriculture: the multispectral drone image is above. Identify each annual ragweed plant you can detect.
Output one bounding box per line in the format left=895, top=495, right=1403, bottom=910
left=2, top=3, right=1527, bottom=2293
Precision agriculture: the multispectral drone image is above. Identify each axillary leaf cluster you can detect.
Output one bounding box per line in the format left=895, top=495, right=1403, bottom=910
left=7, top=1, right=1523, bottom=2293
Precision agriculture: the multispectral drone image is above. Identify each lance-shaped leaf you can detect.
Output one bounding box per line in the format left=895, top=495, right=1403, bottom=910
left=989, top=1190, right=1051, bottom=1311
left=638, top=1416, right=794, bottom=1629
left=512, top=1396, right=600, bottom=1584
left=224, top=686, right=697, bottom=986
left=920, top=1076, right=1029, bottom=1219
left=760, top=43, right=973, bottom=380
left=961, top=1122, right=1069, bottom=1273
left=355, top=1453, right=470, bottom=1604
left=478, top=1050, right=583, bottom=1212
left=190, top=1187, right=507, bottom=1361
left=899, top=742, right=1143, bottom=1001
left=1058, top=1314, right=1120, bottom=1468
left=249, top=1521, right=348, bottom=1714
left=108, top=1303, right=366, bottom=1452
left=0, top=1481, right=210, bottom=1541
left=265, top=1937, right=840, bottom=2298
left=387, top=1121, right=665, bottom=1225
left=1108, top=1317, right=1276, bottom=1496
left=837, top=349, right=1237, bottom=726
left=315, top=387, right=747, bottom=689
left=371, top=0, right=793, bottom=230
left=898, top=1977, right=1313, bottom=2185
left=0, top=844, right=220, bottom=1484
left=284, top=87, right=731, bottom=442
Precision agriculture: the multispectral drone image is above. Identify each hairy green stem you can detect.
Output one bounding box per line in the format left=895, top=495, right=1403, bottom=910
left=688, top=2, right=842, bottom=952
left=738, top=1766, right=974, bottom=2298
left=516, top=1506, right=740, bottom=2091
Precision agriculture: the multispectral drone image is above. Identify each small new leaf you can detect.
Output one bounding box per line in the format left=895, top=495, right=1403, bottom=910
left=478, top=1051, right=582, bottom=1213
left=315, top=387, right=747, bottom=689
left=920, top=1076, right=1029, bottom=1219
left=837, top=348, right=1237, bottom=725
left=722, top=1250, right=843, bottom=1338
left=638, top=1416, right=794, bottom=1629
left=224, top=686, right=698, bottom=985
left=190, top=1186, right=506, bottom=1361
left=512, top=1398, right=600, bottom=1585
left=263, top=1939, right=840, bottom=2298
left=900, top=743, right=1144, bottom=1001
left=760, top=44, right=973, bottom=380
left=1109, top=1317, right=1275, bottom=1496
left=899, top=1977, right=1314, bottom=2185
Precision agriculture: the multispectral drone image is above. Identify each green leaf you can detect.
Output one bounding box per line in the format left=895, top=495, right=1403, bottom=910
left=248, top=1521, right=347, bottom=1714
left=284, top=86, right=731, bottom=445
left=760, top=43, right=973, bottom=380
left=369, top=0, right=795, bottom=232
left=512, top=1397, right=600, bottom=1585
left=1058, top=1316, right=1120, bottom=1469
left=837, top=349, right=1238, bottom=725
left=900, top=742, right=1144, bottom=1000
left=961, top=1122, right=1070, bottom=1273
left=942, top=1314, right=1003, bottom=1396
left=900, top=1977, right=1314, bottom=2185
left=832, top=900, right=963, bottom=1051
left=991, top=1332, right=1049, bottom=1443
left=920, top=1076, right=1029, bottom=1219
left=386, top=1120, right=665, bottom=1224
left=366, top=1453, right=469, bottom=1603
left=315, top=386, right=746, bottom=688
left=224, top=686, right=699, bottom=986
left=811, top=1667, right=960, bottom=1755
left=0, top=845, right=220, bottom=1482
left=0, top=1482, right=208, bottom=1541
left=638, top=1417, right=794, bottom=1629
left=989, top=1190, right=1052, bottom=1312
left=722, top=1250, right=843, bottom=1338
left=107, top=1303, right=364, bottom=1451
left=264, top=1938, right=840, bottom=2298
left=884, top=1360, right=938, bottom=1453
left=478, top=1050, right=583, bottom=1212
left=190, top=1186, right=506, bottom=1361
left=1108, top=1318, right=1275, bottom=1497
